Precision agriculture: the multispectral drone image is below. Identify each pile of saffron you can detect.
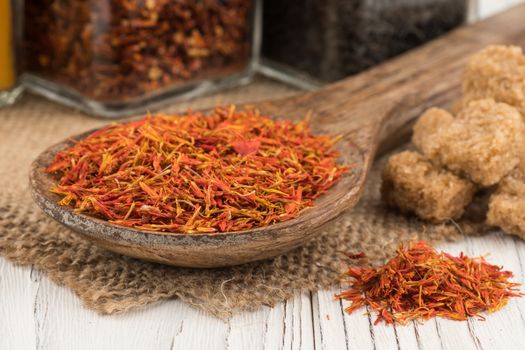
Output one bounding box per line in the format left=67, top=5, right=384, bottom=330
left=336, top=241, right=523, bottom=325
left=47, top=106, right=348, bottom=233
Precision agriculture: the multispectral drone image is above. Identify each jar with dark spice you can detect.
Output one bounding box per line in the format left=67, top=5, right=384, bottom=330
left=262, top=0, right=467, bottom=84
left=24, top=0, right=258, bottom=117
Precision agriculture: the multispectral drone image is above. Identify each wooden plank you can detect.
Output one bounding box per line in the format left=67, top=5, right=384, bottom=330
left=289, top=290, right=316, bottom=350
left=168, top=303, right=228, bottom=350
left=461, top=233, right=525, bottom=349
left=1, top=216, right=525, bottom=350
left=389, top=321, right=420, bottom=350
left=17, top=274, right=318, bottom=350
left=411, top=321, right=443, bottom=350
left=277, top=290, right=315, bottom=350
left=312, top=287, right=350, bottom=350
left=429, top=240, right=487, bottom=350
left=28, top=275, right=195, bottom=350
left=340, top=300, right=376, bottom=350
left=314, top=285, right=419, bottom=350
left=227, top=306, right=269, bottom=349
left=227, top=297, right=315, bottom=350
left=259, top=302, right=287, bottom=350
left=0, top=261, right=37, bottom=350
left=369, top=318, right=400, bottom=350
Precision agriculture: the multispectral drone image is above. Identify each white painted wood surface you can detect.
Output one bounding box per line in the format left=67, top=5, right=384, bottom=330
left=2, top=1, right=525, bottom=349
left=1, top=233, right=524, bottom=350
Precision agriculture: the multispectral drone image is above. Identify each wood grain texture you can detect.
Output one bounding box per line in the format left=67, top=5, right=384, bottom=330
left=1, top=233, right=524, bottom=350
left=2, top=1, right=525, bottom=349
left=29, top=2, right=525, bottom=268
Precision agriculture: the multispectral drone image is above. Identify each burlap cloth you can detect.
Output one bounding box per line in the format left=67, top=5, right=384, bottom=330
left=0, top=77, right=487, bottom=318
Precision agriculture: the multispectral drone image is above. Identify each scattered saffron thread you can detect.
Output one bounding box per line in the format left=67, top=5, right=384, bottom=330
left=336, top=241, right=523, bottom=325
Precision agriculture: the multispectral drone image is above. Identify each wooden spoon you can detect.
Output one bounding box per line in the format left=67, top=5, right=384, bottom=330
left=30, top=6, right=525, bottom=267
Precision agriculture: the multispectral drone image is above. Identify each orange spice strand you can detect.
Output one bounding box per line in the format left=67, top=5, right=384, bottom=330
left=335, top=241, right=524, bottom=325
left=47, top=105, right=349, bottom=233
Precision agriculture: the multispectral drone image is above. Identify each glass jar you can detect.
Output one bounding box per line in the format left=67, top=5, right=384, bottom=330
left=262, top=0, right=467, bottom=84
left=0, top=0, right=23, bottom=107
left=23, top=0, right=259, bottom=118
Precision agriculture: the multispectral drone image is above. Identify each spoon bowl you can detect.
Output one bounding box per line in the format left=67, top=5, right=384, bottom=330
left=30, top=112, right=366, bottom=268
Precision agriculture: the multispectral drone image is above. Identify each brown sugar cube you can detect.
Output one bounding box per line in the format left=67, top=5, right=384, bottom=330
left=381, top=151, right=476, bottom=222
left=413, top=99, right=525, bottom=187
left=412, top=107, right=454, bottom=157
left=497, top=167, right=525, bottom=194
left=462, top=45, right=525, bottom=117
left=487, top=168, right=525, bottom=239
left=487, top=195, right=525, bottom=239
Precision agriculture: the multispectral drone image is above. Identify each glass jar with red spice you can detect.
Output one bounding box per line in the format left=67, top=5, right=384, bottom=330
left=23, top=0, right=259, bottom=117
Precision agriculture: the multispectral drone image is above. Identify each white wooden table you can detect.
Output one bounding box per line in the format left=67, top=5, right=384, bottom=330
left=2, top=1, right=525, bottom=349
left=1, top=233, right=524, bottom=349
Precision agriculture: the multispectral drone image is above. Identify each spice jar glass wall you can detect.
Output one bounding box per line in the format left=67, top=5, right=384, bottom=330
left=23, top=0, right=258, bottom=117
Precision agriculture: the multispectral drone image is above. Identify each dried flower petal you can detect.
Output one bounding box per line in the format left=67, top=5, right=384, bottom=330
left=336, top=241, right=523, bottom=325
left=48, top=105, right=349, bottom=233
left=232, top=138, right=261, bottom=155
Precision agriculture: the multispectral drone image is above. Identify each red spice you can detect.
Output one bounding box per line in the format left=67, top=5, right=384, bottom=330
left=336, top=241, right=523, bottom=325
left=24, top=0, right=252, bottom=101
left=345, top=251, right=367, bottom=260
left=47, top=105, right=349, bottom=233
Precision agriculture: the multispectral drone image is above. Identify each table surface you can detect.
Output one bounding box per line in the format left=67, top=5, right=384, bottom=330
left=1, top=233, right=524, bottom=350
left=3, top=1, right=525, bottom=349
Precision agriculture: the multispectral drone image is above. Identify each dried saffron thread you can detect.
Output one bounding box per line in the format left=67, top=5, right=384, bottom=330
left=47, top=105, right=349, bottom=233
left=335, top=241, right=523, bottom=325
